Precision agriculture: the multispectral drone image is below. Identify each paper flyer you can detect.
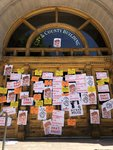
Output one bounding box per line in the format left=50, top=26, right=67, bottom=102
left=90, top=109, right=100, bottom=124
left=17, top=110, right=28, bottom=125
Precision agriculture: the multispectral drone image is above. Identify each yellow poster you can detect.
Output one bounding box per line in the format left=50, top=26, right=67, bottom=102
left=97, top=80, right=105, bottom=86
left=68, top=69, right=76, bottom=75
left=35, top=100, right=43, bottom=107
left=44, top=98, right=52, bottom=105
left=103, top=77, right=109, bottom=83
left=62, top=87, right=69, bottom=93
left=17, top=68, right=24, bottom=74
left=10, top=101, right=18, bottom=108
left=88, top=86, right=96, bottom=92
left=55, top=70, right=63, bottom=76
left=35, top=69, right=42, bottom=76
left=0, top=87, right=7, bottom=94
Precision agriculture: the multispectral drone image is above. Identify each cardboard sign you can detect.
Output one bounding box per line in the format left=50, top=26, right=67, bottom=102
left=4, top=65, right=13, bottom=76
left=43, top=119, right=52, bottom=135
left=17, top=110, right=28, bottom=125
left=90, top=109, right=100, bottom=124
left=0, top=96, right=7, bottom=103
left=35, top=100, right=43, bottom=107
left=44, top=80, right=53, bottom=86
left=33, top=94, right=41, bottom=100
left=38, top=107, right=46, bottom=120
left=68, top=69, right=76, bottom=75
left=10, top=101, right=18, bottom=108
left=17, top=68, right=24, bottom=74
left=35, top=69, right=42, bottom=76
left=30, top=107, right=38, bottom=114
left=31, top=76, right=39, bottom=82
left=67, top=119, right=76, bottom=126
left=0, top=87, right=7, bottom=94
left=44, top=98, right=52, bottom=105
left=55, top=70, right=63, bottom=76
left=46, top=106, right=54, bottom=113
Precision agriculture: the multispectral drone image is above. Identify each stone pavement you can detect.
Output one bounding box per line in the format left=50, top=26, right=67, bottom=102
left=0, top=138, right=113, bottom=150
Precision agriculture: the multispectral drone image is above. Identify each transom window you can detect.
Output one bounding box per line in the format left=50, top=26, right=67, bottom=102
left=4, top=7, right=111, bottom=56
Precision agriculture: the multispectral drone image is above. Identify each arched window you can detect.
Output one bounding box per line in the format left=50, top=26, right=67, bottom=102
left=4, top=7, right=111, bottom=57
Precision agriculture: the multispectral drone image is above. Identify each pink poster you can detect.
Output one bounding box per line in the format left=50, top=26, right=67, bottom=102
left=50, top=125, right=62, bottom=135
left=4, top=65, right=13, bottom=76
left=17, top=110, right=28, bottom=125
left=90, top=109, right=100, bottom=124
left=98, top=93, right=110, bottom=101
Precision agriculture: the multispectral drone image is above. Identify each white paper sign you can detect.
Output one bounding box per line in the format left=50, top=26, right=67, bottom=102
left=42, top=72, right=53, bottom=79
left=22, top=74, right=30, bottom=86
left=17, top=110, right=28, bottom=125
left=10, top=73, right=21, bottom=80
left=21, top=97, right=33, bottom=106
left=2, top=107, right=16, bottom=115
left=61, top=96, right=71, bottom=111
left=81, top=93, right=90, bottom=105
left=44, top=86, right=52, bottom=99
left=43, top=119, right=52, bottom=135
left=69, top=83, right=76, bottom=94
left=53, top=38, right=61, bottom=48
left=97, top=85, right=109, bottom=92
left=65, top=75, right=76, bottom=82
left=90, top=109, right=100, bottom=124
left=98, top=93, right=110, bottom=101
left=102, top=105, right=111, bottom=119
left=20, top=91, right=29, bottom=99
left=88, top=92, right=97, bottom=104
left=33, top=81, right=44, bottom=93
left=96, top=72, right=107, bottom=79
left=50, top=125, right=62, bottom=135
left=102, top=99, right=113, bottom=111
left=7, top=90, right=16, bottom=103
left=38, top=107, right=46, bottom=120
left=4, top=65, right=13, bottom=76
left=52, top=110, right=64, bottom=127
left=86, top=76, right=95, bottom=87
left=0, top=117, right=12, bottom=126
left=69, top=101, right=83, bottom=117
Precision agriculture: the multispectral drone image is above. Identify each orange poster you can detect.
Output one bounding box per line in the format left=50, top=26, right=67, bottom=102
left=31, top=76, right=39, bottom=82
left=33, top=94, right=41, bottom=100
left=30, top=106, right=38, bottom=114
left=67, top=119, right=76, bottom=126
left=14, top=87, right=22, bottom=94
left=44, top=80, right=52, bottom=86
left=46, top=106, right=54, bottom=113
left=0, top=96, right=7, bottom=103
